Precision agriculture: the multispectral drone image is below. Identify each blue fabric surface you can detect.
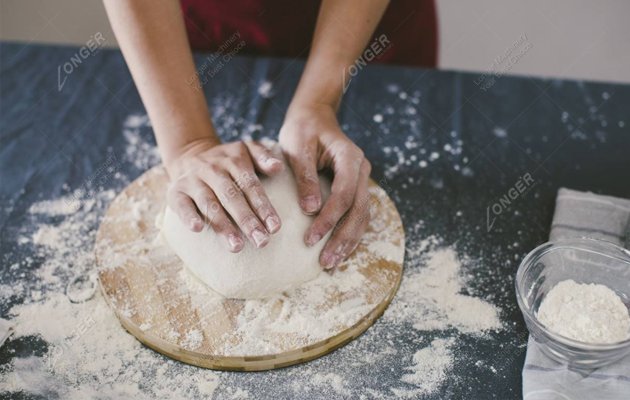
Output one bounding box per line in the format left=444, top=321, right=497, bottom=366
left=1, top=41, right=630, bottom=399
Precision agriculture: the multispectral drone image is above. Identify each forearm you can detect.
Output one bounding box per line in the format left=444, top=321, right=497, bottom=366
left=103, top=0, right=218, bottom=168
left=290, top=0, right=389, bottom=111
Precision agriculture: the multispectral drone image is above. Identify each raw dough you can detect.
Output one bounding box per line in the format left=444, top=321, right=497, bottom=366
left=161, top=150, right=331, bottom=299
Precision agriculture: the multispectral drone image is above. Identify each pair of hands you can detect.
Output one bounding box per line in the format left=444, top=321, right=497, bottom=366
left=166, top=104, right=372, bottom=269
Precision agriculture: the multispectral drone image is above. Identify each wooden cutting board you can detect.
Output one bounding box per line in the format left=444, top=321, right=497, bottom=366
left=95, top=166, right=404, bottom=371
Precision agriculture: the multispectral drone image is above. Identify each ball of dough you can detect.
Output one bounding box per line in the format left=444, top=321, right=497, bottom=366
left=161, top=156, right=331, bottom=299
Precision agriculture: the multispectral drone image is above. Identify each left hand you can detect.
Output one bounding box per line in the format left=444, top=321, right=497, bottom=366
left=279, top=103, right=371, bottom=269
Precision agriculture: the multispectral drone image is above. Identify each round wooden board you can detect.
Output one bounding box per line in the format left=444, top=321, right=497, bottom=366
left=95, top=166, right=405, bottom=371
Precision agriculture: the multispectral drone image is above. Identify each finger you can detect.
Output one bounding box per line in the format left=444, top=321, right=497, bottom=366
left=230, top=167, right=282, bottom=234
left=167, top=187, right=204, bottom=232
left=304, top=151, right=364, bottom=246
left=284, top=145, right=321, bottom=215
left=188, top=182, right=244, bottom=252
left=244, top=141, right=284, bottom=176
left=202, top=170, right=270, bottom=248
left=320, top=160, right=372, bottom=269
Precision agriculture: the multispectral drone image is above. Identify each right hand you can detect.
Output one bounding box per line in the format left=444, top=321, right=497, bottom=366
left=166, top=139, right=285, bottom=252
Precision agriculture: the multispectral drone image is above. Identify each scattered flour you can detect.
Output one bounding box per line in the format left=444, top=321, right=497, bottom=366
left=1, top=111, right=505, bottom=399
left=257, top=81, right=273, bottom=98
left=385, top=248, right=502, bottom=334
left=1, top=115, right=222, bottom=399
left=310, top=373, right=351, bottom=397
left=493, top=127, right=508, bottom=138
left=537, top=279, right=630, bottom=343
left=392, top=338, right=455, bottom=398
left=375, top=86, right=472, bottom=182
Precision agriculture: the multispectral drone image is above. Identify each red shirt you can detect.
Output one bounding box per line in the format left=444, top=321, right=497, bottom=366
left=181, top=0, right=437, bottom=67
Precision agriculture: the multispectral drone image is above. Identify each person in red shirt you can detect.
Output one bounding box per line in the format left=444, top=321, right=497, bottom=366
left=103, top=0, right=437, bottom=269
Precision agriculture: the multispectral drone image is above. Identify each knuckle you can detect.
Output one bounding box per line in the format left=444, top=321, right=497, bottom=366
left=363, top=159, right=372, bottom=174
left=231, top=142, right=249, bottom=159
left=230, top=157, right=248, bottom=171
left=206, top=163, right=224, bottom=176
left=200, top=196, right=221, bottom=216
left=340, top=142, right=360, bottom=157
left=243, top=175, right=261, bottom=191
left=352, top=147, right=364, bottom=160
left=233, top=170, right=257, bottom=191
left=220, top=180, right=239, bottom=200
left=298, top=169, right=318, bottom=186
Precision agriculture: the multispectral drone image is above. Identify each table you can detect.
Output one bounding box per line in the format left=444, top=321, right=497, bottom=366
left=1, top=42, right=629, bottom=399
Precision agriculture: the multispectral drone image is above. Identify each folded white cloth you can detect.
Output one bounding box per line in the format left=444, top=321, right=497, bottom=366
left=522, top=188, right=630, bottom=400
left=0, top=318, right=14, bottom=347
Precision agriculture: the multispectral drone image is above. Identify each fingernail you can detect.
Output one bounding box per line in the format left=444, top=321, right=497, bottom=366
left=322, top=252, right=342, bottom=269
left=251, top=228, right=269, bottom=248
left=302, top=195, right=320, bottom=214
left=265, top=215, right=281, bottom=233
left=306, top=232, right=322, bottom=247
left=228, top=234, right=243, bottom=252
left=266, top=157, right=282, bottom=167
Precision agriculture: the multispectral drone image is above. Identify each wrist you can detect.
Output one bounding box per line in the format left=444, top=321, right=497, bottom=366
left=290, top=58, right=348, bottom=112
left=285, top=101, right=336, bottom=125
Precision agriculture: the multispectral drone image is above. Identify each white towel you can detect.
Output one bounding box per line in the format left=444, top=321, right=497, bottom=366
left=522, top=188, right=630, bottom=400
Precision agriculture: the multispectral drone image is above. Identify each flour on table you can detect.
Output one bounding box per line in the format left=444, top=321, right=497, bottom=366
left=537, top=279, right=630, bottom=343
left=391, top=338, right=455, bottom=398
left=1, top=111, right=505, bottom=399
left=1, top=117, right=222, bottom=399
left=257, top=81, right=273, bottom=98
left=385, top=247, right=502, bottom=334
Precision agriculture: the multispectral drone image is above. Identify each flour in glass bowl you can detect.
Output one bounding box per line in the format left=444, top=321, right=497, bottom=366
left=537, top=279, right=630, bottom=344
left=1, top=111, right=505, bottom=399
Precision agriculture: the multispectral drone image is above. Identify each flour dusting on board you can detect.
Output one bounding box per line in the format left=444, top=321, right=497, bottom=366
left=96, top=171, right=404, bottom=358
left=1, top=111, right=505, bottom=399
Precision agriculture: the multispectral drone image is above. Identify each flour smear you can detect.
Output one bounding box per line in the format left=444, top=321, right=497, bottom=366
left=1, top=111, right=504, bottom=399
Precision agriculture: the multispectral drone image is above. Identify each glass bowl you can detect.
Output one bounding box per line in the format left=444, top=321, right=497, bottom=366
left=515, top=238, right=630, bottom=368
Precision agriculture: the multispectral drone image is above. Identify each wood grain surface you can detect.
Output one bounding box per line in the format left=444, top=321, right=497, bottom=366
left=95, top=166, right=405, bottom=371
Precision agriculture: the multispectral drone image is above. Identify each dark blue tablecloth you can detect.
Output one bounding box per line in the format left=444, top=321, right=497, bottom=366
left=1, top=41, right=629, bottom=399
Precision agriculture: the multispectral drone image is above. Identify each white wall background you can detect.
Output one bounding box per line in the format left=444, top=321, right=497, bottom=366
left=2, top=0, right=630, bottom=84
left=437, top=0, right=630, bottom=83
